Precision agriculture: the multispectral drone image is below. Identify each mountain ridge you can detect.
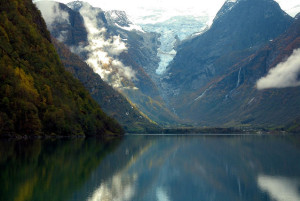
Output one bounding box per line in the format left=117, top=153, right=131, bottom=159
left=174, top=7, right=300, bottom=128
left=159, top=0, right=299, bottom=128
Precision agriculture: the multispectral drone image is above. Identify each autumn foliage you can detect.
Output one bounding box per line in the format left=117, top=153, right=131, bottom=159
left=0, top=0, right=123, bottom=136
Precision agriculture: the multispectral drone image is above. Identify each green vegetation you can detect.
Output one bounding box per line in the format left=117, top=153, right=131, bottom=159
left=0, top=0, right=123, bottom=136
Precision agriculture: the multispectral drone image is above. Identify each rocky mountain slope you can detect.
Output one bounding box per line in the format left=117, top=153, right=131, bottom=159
left=0, top=0, right=123, bottom=136
left=36, top=1, right=178, bottom=125
left=34, top=0, right=300, bottom=130
left=52, top=38, right=161, bottom=133
left=163, top=0, right=293, bottom=101
left=164, top=0, right=300, bottom=129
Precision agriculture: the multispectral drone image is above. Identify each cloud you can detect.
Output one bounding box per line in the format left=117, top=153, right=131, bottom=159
left=35, top=1, right=70, bottom=42
left=36, top=1, right=137, bottom=88
left=73, top=3, right=137, bottom=89
left=105, top=35, right=128, bottom=56
left=35, top=1, right=70, bottom=30
left=256, top=48, right=300, bottom=90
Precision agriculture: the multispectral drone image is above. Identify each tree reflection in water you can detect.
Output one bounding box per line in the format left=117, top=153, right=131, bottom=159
left=0, top=138, right=121, bottom=201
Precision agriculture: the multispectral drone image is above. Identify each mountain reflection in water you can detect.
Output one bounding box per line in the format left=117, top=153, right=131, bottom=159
left=71, top=135, right=300, bottom=201
left=1, top=135, right=300, bottom=201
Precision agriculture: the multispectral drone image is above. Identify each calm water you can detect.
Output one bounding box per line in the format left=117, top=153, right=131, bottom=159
left=1, top=134, right=300, bottom=201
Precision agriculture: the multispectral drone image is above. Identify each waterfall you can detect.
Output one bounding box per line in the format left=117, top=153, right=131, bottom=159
left=224, top=67, right=242, bottom=100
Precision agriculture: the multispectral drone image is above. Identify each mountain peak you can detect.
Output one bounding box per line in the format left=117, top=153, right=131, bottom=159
left=213, top=0, right=239, bottom=22
left=161, top=0, right=294, bottom=120
left=212, top=0, right=291, bottom=31
left=105, top=10, right=132, bottom=27
left=67, top=1, right=101, bottom=12
left=214, top=0, right=284, bottom=23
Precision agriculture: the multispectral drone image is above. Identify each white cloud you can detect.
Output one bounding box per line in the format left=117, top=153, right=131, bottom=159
left=256, top=48, right=300, bottom=90
left=105, top=35, right=128, bottom=56
left=35, top=1, right=70, bottom=42
left=36, top=0, right=137, bottom=89
left=74, top=3, right=137, bottom=89
left=35, top=1, right=69, bottom=30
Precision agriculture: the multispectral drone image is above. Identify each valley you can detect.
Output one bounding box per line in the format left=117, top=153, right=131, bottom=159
left=34, top=0, right=300, bottom=133
left=1, top=1, right=300, bottom=200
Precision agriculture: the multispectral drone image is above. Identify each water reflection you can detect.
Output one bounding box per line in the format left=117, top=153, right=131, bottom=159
left=1, top=135, right=300, bottom=201
left=74, top=135, right=300, bottom=201
left=0, top=138, right=121, bottom=201
left=258, top=175, right=300, bottom=201
left=87, top=171, right=137, bottom=201
left=156, top=187, right=170, bottom=201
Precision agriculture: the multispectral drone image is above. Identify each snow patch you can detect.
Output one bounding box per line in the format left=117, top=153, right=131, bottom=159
left=214, top=0, right=239, bottom=22
left=115, top=23, right=145, bottom=33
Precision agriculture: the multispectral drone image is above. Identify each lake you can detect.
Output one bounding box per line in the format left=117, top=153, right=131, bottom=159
left=1, top=134, right=300, bottom=201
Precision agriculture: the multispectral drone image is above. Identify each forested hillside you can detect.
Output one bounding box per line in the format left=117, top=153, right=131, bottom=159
left=0, top=0, right=123, bottom=136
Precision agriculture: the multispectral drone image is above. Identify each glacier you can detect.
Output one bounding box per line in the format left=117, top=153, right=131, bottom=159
left=139, top=16, right=209, bottom=75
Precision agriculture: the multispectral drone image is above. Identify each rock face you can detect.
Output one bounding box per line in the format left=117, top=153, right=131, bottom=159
left=162, top=0, right=300, bottom=128
left=35, top=1, right=178, bottom=125
left=159, top=0, right=299, bottom=128
left=163, top=0, right=293, bottom=99
left=182, top=16, right=300, bottom=127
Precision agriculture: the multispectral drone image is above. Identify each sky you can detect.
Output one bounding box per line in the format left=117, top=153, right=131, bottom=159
left=33, top=0, right=300, bottom=24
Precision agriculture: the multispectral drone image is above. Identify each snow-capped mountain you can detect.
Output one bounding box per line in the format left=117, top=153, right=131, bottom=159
left=105, top=10, right=145, bottom=33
